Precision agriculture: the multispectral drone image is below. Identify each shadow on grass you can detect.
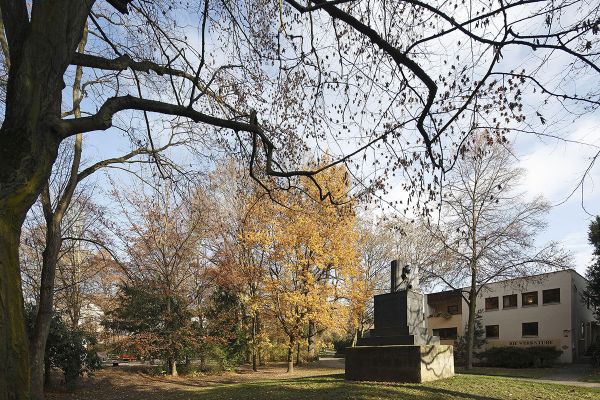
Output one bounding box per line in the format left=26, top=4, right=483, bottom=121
left=47, top=371, right=600, bottom=400
left=47, top=372, right=503, bottom=400
left=213, top=375, right=503, bottom=400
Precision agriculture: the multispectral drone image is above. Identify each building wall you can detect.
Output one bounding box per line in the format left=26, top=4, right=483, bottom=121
left=570, top=271, right=596, bottom=360
left=428, top=314, right=462, bottom=345
left=426, top=270, right=595, bottom=363
left=426, top=292, right=463, bottom=345
left=475, top=271, right=573, bottom=362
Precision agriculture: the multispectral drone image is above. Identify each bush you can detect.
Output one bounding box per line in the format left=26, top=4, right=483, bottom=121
left=478, top=347, right=533, bottom=368
left=176, top=361, right=197, bottom=375
left=46, top=315, right=102, bottom=390
left=528, top=346, right=563, bottom=367
left=25, top=305, right=101, bottom=391
left=587, top=341, right=600, bottom=367
left=478, top=346, right=562, bottom=368
left=333, top=338, right=353, bottom=355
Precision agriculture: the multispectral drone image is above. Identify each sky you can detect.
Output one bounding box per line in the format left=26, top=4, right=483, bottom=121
left=73, top=1, right=600, bottom=277
left=515, top=115, right=600, bottom=276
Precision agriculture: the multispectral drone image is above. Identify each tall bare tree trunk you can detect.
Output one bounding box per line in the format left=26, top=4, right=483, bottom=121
left=44, top=357, right=51, bottom=387
left=30, top=26, right=86, bottom=398
left=29, top=218, right=61, bottom=400
left=465, top=282, right=477, bottom=369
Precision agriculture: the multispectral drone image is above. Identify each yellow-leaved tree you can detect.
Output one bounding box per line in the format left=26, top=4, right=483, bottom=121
left=264, top=163, right=361, bottom=373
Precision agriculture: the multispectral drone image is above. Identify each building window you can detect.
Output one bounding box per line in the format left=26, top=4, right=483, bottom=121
left=522, top=322, right=538, bottom=337
left=543, top=288, right=560, bottom=304
left=485, top=325, right=500, bottom=339
left=485, top=296, right=499, bottom=311
left=447, top=305, right=459, bottom=315
left=522, top=291, right=538, bottom=306
left=503, top=294, right=517, bottom=309
left=432, top=327, right=458, bottom=340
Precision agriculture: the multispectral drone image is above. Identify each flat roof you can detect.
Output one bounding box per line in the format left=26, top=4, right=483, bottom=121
left=426, top=268, right=587, bottom=295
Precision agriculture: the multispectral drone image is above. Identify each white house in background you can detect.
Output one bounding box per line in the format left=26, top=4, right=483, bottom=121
left=426, top=269, right=599, bottom=363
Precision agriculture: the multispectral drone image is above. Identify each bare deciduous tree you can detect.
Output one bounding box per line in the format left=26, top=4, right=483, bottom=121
left=425, top=134, right=570, bottom=369
left=108, top=182, right=213, bottom=376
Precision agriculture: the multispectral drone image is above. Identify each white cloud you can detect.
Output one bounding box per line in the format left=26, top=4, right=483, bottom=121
left=518, top=116, right=600, bottom=204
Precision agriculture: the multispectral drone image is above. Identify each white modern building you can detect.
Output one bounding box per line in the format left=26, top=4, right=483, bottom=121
left=426, top=269, right=598, bottom=363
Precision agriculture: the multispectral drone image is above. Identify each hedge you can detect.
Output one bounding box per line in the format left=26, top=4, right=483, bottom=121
left=477, top=346, right=562, bottom=368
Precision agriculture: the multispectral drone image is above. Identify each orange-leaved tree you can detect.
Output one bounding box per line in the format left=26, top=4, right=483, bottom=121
left=264, top=164, right=361, bottom=373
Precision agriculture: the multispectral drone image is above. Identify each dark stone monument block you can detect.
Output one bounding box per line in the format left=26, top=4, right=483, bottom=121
left=345, top=345, right=455, bottom=383
left=345, top=260, right=454, bottom=383
left=356, top=290, right=438, bottom=346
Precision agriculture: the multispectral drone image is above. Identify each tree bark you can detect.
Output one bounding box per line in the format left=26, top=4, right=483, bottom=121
left=351, top=328, right=359, bottom=347
left=465, top=284, right=477, bottom=369
left=286, top=337, right=295, bottom=373
left=29, top=217, right=62, bottom=400
left=168, top=358, right=178, bottom=376
left=44, top=357, right=51, bottom=388
left=251, top=311, right=258, bottom=371
left=30, top=23, right=87, bottom=398
left=0, top=214, right=30, bottom=400
left=0, top=3, right=93, bottom=398
left=307, top=321, right=317, bottom=362
left=295, top=341, right=301, bottom=366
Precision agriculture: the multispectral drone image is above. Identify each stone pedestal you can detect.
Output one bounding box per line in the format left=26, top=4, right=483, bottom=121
left=345, top=345, right=455, bottom=383
left=346, top=289, right=454, bottom=383
left=357, top=290, right=439, bottom=346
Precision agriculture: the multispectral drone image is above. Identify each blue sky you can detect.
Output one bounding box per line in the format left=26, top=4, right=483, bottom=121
left=72, top=1, right=599, bottom=278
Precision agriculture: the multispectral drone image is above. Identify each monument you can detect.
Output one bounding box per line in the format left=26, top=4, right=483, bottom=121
left=345, top=260, right=455, bottom=383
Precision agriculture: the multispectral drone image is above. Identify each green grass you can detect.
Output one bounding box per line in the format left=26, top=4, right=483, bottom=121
left=123, top=373, right=599, bottom=400
left=456, top=366, right=551, bottom=379
left=581, top=370, right=600, bottom=383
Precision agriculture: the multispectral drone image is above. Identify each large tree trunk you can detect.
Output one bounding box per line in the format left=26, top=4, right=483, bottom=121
left=0, top=3, right=93, bottom=398
left=0, top=214, right=30, bottom=400
left=29, top=219, right=62, bottom=400
left=465, top=285, right=477, bottom=369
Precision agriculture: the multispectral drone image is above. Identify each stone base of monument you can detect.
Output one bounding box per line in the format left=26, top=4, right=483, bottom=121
left=345, top=289, right=455, bottom=383
left=345, top=344, right=455, bottom=383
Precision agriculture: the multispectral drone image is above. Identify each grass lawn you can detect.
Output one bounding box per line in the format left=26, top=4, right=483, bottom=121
left=581, top=369, right=600, bottom=383
left=455, top=366, right=551, bottom=379
left=190, top=374, right=600, bottom=400
left=47, top=368, right=600, bottom=400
